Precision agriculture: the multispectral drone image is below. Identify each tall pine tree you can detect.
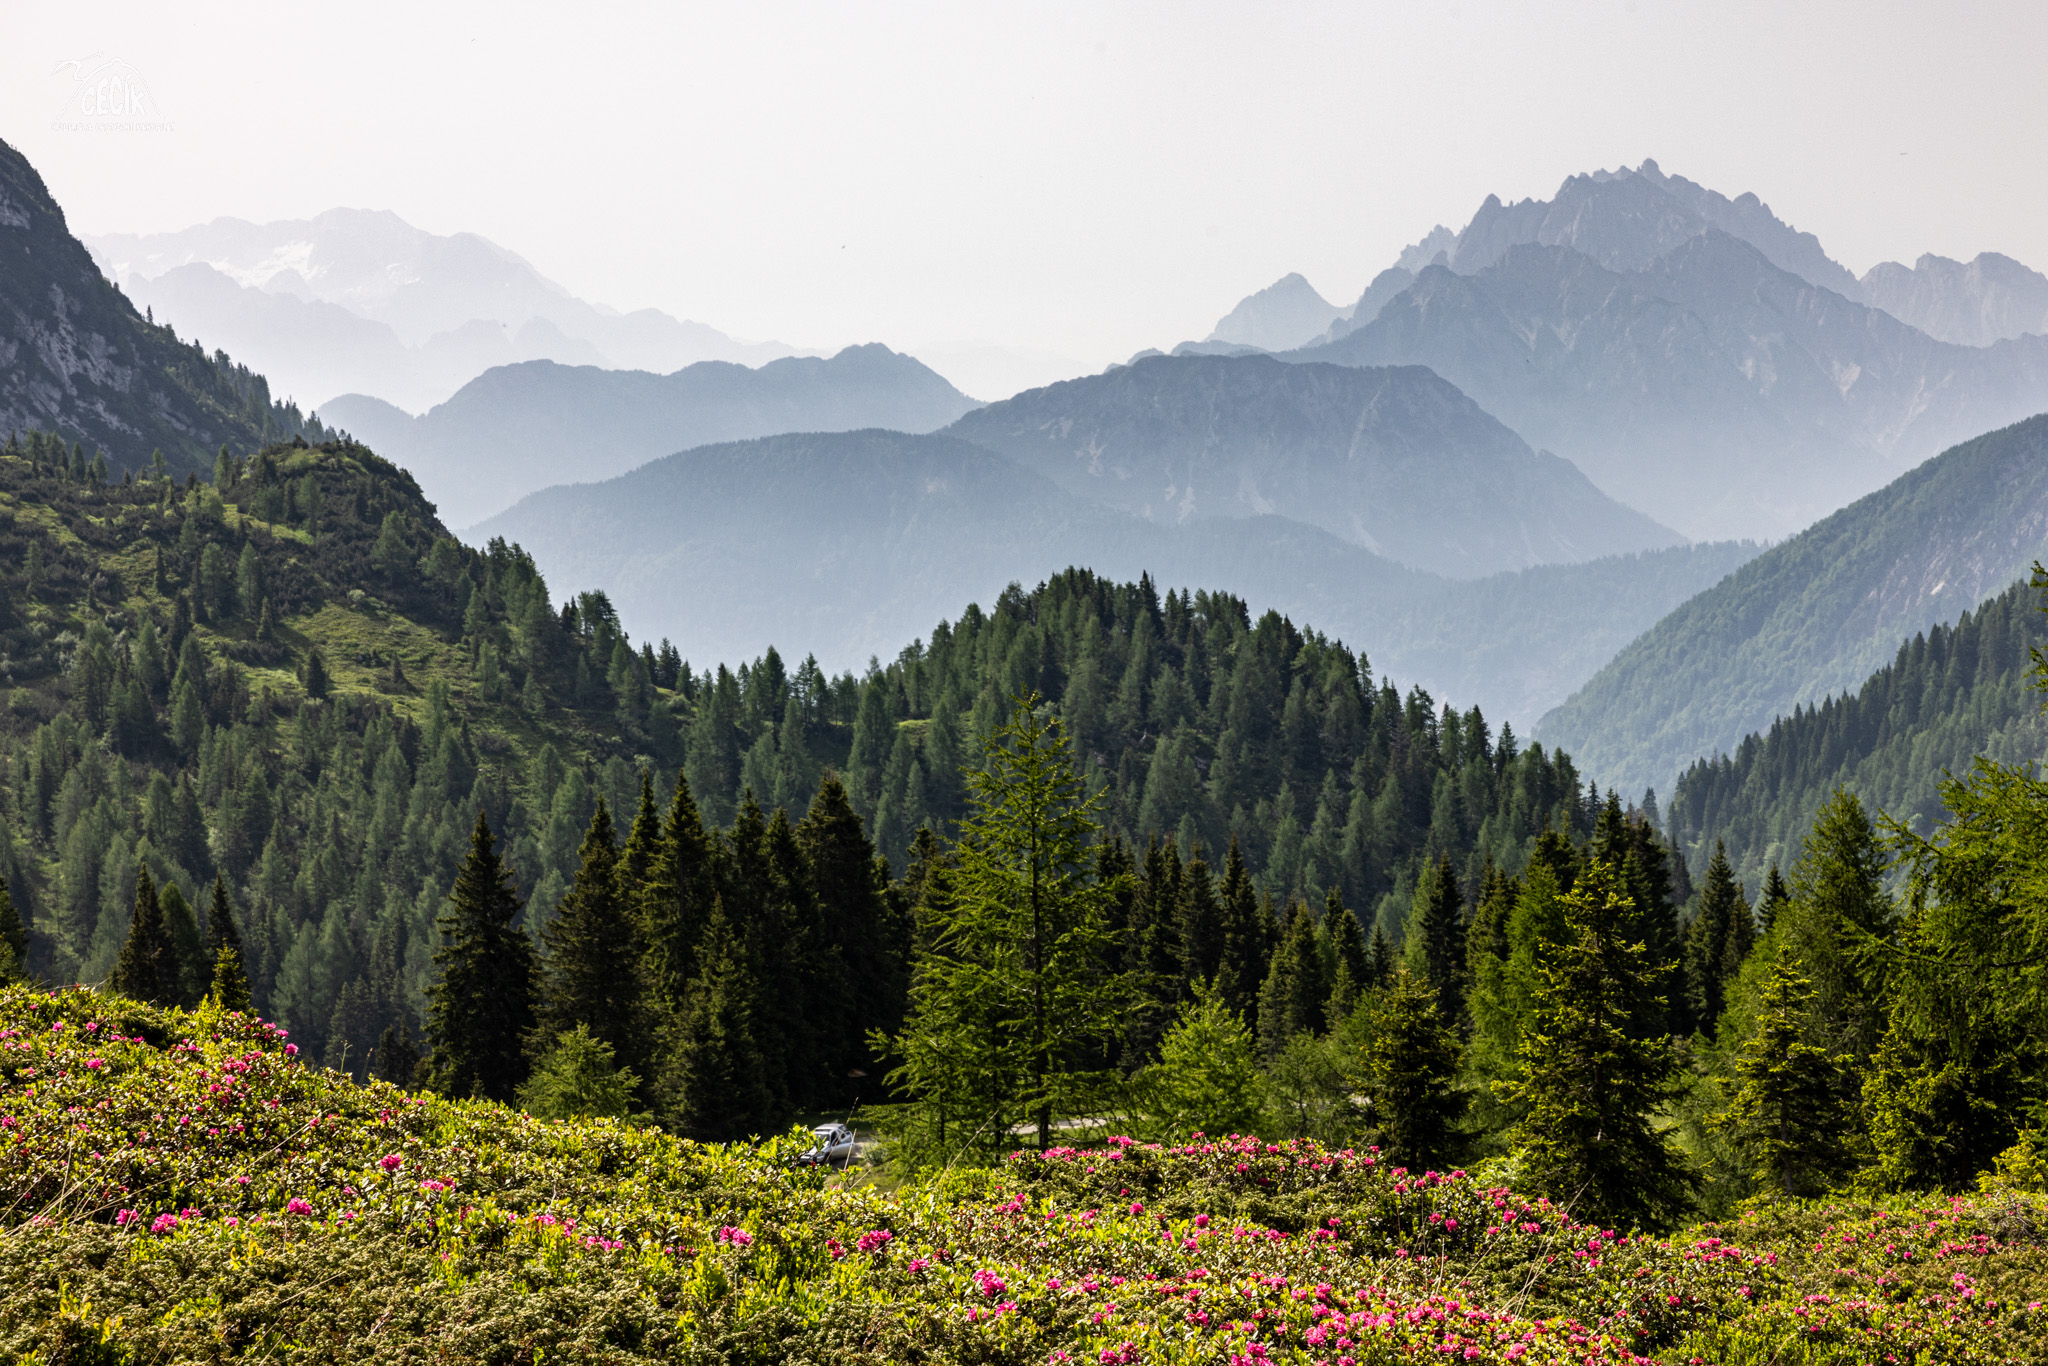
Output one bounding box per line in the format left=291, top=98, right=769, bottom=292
left=1500, top=858, right=1693, bottom=1230
left=538, top=797, right=649, bottom=1081
left=1719, top=951, right=1854, bottom=1197
left=111, top=868, right=178, bottom=1005
left=1362, top=968, right=1466, bottom=1170
left=427, top=812, right=537, bottom=1103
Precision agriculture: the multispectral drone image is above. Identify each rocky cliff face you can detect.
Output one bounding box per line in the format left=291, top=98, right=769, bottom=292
left=0, top=137, right=305, bottom=473
left=1859, top=252, right=2048, bottom=347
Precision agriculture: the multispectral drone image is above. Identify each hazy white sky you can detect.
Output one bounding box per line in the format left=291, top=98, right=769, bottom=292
left=9, top=0, right=2048, bottom=369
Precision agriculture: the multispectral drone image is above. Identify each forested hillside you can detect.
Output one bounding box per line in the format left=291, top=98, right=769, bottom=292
left=1540, top=412, right=2048, bottom=796
left=0, top=428, right=1604, bottom=1122
left=1666, top=571, right=2048, bottom=887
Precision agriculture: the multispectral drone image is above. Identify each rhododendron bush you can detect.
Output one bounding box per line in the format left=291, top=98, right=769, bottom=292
left=3, top=986, right=2044, bottom=1363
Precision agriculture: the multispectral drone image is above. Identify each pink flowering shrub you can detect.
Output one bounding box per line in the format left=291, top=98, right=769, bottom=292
left=0, top=986, right=2043, bottom=1362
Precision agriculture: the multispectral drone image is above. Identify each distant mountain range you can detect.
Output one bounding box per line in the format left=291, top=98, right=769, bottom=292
left=470, top=422, right=1753, bottom=727
left=1183, top=161, right=2048, bottom=543
left=85, top=209, right=807, bottom=413
left=1858, top=252, right=2048, bottom=348
left=0, top=137, right=327, bottom=473
left=321, top=344, right=980, bottom=528
left=1536, top=412, right=2048, bottom=797
left=944, top=354, right=1679, bottom=578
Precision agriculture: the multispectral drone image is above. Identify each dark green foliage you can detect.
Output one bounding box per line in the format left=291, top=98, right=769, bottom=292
left=1866, top=740, right=2048, bottom=1191
left=1362, top=969, right=1467, bottom=1170
left=427, top=814, right=537, bottom=1103
left=0, top=883, right=23, bottom=982
left=1718, top=952, right=1855, bottom=1198
left=374, top=1020, right=420, bottom=1087
left=158, top=882, right=207, bottom=1009
left=110, top=869, right=178, bottom=1006
left=536, top=798, right=648, bottom=1081
left=1324, top=889, right=1369, bottom=1020
left=666, top=898, right=774, bottom=1141
left=1410, top=854, right=1466, bottom=1025
left=1501, top=859, right=1694, bottom=1230
left=1684, top=843, right=1753, bottom=1035
left=1257, top=901, right=1328, bottom=1059
left=1777, top=790, right=1894, bottom=1064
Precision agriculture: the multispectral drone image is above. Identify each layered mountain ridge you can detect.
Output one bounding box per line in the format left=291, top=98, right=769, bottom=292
left=943, top=354, right=1679, bottom=578
left=321, top=343, right=981, bottom=528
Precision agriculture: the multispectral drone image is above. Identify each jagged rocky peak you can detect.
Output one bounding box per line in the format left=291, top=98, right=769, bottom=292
left=1859, top=251, right=2048, bottom=347
left=1438, top=160, right=1860, bottom=294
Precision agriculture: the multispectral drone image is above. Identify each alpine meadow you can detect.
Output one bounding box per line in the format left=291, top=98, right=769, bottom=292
left=8, top=15, right=2048, bottom=1363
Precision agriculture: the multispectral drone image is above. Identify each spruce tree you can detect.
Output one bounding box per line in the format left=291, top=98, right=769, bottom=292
left=0, top=881, right=26, bottom=982
left=799, top=772, right=904, bottom=1092
left=643, top=772, right=714, bottom=1010
left=668, top=897, right=775, bottom=1141
left=111, top=869, right=178, bottom=1005
left=538, top=797, right=649, bottom=1079
left=1362, top=968, right=1466, bottom=1170
left=1324, top=889, right=1369, bottom=1021
left=1758, top=864, right=1791, bottom=933
left=1719, top=952, right=1854, bottom=1197
left=1364, top=923, right=1395, bottom=991
left=426, top=812, right=537, bottom=1103
left=202, top=873, right=250, bottom=1010
left=1213, top=838, right=1269, bottom=1031
left=159, top=882, right=207, bottom=1008
left=1410, top=853, right=1466, bottom=1026
left=1500, top=858, right=1693, bottom=1230
left=1685, top=842, right=1751, bottom=1034
left=1256, top=900, right=1327, bottom=1060
left=375, top=1021, right=421, bottom=1087
left=1175, top=848, right=1223, bottom=986
left=1784, top=789, right=1894, bottom=1063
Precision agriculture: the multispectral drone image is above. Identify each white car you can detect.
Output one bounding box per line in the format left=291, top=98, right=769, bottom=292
left=798, top=1122, right=857, bottom=1168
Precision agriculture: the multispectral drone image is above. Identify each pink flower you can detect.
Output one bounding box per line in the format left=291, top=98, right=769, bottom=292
left=379, top=1154, right=404, bottom=1171
left=115, top=1209, right=139, bottom=1226
left=286, top=1198, right=314, bottom=1216
left=1129, top=1201, right=1144, bottom=1215
left=856, top=1229, right=892, bottom=1253
left=150, top=1213, right=180, bottom=1233
left=716, top=1225, right=753, bottom=1246
left=974, top=1269, right=1009, bottom=1297
left=284, top=1043, right=298, bottom=1056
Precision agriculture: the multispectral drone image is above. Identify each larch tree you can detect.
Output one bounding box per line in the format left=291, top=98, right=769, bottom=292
left=883, top=695, right=1133, bottom=1155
